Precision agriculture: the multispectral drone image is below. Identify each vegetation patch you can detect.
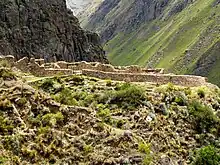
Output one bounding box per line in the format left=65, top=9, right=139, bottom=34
left=0, top=68, right=16, bottom=80
left=53, top=88, right=78, bottom=106
left=192, top=145, right=220, bottom=165
left=99, top=83, right=146, bottom=109
left=138, top=142, right=153, bottom=165
left=188, top=100, right=220, bottom=134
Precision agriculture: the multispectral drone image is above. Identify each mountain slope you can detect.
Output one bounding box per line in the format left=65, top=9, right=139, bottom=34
left=82, top=0, right=220, bottom=85
left=0, top=0, right=108, bottom=63
left=66, top=0, right=94, bottom=15
left=66, top=0, right=104, bottom=27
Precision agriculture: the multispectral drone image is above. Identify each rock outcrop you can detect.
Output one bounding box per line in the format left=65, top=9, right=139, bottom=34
left=0, top=0, right=108, bottom=63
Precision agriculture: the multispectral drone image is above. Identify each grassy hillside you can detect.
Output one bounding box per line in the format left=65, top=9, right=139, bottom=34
left=86, top=0, right=220, bottom=85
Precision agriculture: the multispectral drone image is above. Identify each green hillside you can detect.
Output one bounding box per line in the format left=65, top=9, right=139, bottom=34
left=84, top=0, right=220, bottom=85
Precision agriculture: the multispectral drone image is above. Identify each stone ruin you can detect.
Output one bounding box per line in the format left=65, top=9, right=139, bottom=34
left=0, top=55, right=73, bottom=77
left=0, top=55, right=208, bottom=87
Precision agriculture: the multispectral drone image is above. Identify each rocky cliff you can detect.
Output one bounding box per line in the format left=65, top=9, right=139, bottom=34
left=82, top=0, right=220, bottom=86
left=0, top=0, right=108, bottom=63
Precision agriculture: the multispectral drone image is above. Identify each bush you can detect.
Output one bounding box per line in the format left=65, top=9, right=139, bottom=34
left=192, top=145, right=220, bottom=165
left=138, top=142, right=151, bottom=154
left=138, top=142, right=152, bottom=165
left=96, top=104, right=112, bottom=124
left=40, top=78, right=55, bottom=92
left=53, top=88, right=78, bottom=106
left=83, top=94, right=95, bottom=106
left=0, top=116, right=14, bottom=135
left=64, top=75, right=84, bottom=85
left=83, top=145, right=93, bottom=154
left=0, top=60, right=11, bottom=68
left=0, top=68, right=16, bottom=80
left=42, top=112, right=64, bottom=126
left=167, top=82, right=175, bottom=91
left=188, top=100, right=219, bottom=133
left=174, top=92, right=188, bottom=106
left=0, top=99, right=13, bottom=111
left=116, top=119, right=125, bottom=128
left=0, top=156, right=8, bottom=164
left=197, top=87, right=206, bottom=98
left=99, top=83, right=146, bottom=109
left=143, top=155, right=153, bottom=165
left=16, top=97, right=28, bottom=106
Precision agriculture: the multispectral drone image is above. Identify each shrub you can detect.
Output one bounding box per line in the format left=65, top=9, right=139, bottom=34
left=21, top=147, right=37, bottom=160
left=116, top=119, right=125, bottom=128
left=96, top=104, right=112, bottom=124
left=53, top=88, right=78, bottom=106
left=174, top=92, right=188, bottom=106
left=138, top=142, right=152, bottom=165
left=83, top=94, right=95, bottom=106
left=40, top=78, right=55, bottom=92
left=64, top=75, right=84, bottom=85
left=42, top=112, right=64, bottom=126
left=73, top=91, right=88, bottom=101
left=0, top=156, right=8, bottom=164
left=0, top=99, right=13, bottom=111
left=143, top=154, right=153, bottom=165
left=188, top=100, right=219, bottom=133
left=0, top=68, right=16, bottom=80
left=138, top=142, right=151, bottom=154
left=167, top=82, right=175, bottom=91
left=0, top=60, right=11, bottom=68
left=0, top=116, right=14, bottom=135
left=83, top=145, right=93, bottom=154
left=16, top=97, right=28, bottom=106
left=99, top=83, right=145, bottom=109
left=197, top=87, right=206, bottom=98
left=37, top=126, right=51, bottom=135
left=192, top=145, right=220, bottom=165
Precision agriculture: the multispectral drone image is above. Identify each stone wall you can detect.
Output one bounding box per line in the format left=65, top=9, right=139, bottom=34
left=82, top=69, right=207, bottom=87
left=9, top=57, right=164, bottom=74
left=66, top=61, right=164, bottom=73
left=0, top=55, right=73, bottom=76
left=0, top=55, right=208, bottom=87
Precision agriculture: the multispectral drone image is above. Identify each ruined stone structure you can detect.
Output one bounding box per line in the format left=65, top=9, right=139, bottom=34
left=82, top=69, right=207, bottom=87
left=1, top=55, right=73, bottom=77
left=0, top=55, right=208, bottom=87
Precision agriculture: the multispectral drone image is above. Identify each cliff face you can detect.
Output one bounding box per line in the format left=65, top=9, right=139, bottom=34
left=82, top=0, right=220, bottom=86
left=0, top=0, right=108, bottom=63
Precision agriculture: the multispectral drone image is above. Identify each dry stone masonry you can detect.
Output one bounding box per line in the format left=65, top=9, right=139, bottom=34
left=1, top=55, right=208, bottom=87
